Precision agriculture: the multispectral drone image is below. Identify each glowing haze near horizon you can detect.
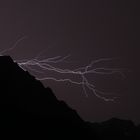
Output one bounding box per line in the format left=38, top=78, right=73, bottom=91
left=0, top=0, right=139, bottom=123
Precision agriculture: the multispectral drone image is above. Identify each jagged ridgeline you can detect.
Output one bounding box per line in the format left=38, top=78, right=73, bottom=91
left=0, top=55, right=139, bottom=139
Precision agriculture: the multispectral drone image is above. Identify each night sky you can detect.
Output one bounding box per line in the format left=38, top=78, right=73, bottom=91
left=0, top=0, right=139, bottom=123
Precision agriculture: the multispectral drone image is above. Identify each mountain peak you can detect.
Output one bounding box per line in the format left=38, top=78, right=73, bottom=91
left=0, top=55, right=12, bottom=60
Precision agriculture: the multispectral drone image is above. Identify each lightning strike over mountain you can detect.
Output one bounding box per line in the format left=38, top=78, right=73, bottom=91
left=0, top=37, right=126, bottom=101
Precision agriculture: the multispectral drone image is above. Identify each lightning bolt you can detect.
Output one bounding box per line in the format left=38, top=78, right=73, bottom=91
left=17, top=56, right=125, bottom=101
left=0, top=37, right=126, bottom=101
left=0, top=36, right=28, bottom=55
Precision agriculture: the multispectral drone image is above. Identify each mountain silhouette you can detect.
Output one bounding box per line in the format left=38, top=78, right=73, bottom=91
left=0, top=55, right=139, bottom=139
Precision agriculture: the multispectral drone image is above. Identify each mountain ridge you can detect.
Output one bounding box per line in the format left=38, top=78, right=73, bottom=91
left=0, top=55, right=139, bottom=139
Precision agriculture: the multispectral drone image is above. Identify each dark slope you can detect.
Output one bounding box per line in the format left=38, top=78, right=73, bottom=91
left=0, top=56, right=92, bottom=138
left=0, top=56, right=139, bottom=139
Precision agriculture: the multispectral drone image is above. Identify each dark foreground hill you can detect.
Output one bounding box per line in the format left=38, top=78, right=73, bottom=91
left=0, top=55, right=139, bottom=139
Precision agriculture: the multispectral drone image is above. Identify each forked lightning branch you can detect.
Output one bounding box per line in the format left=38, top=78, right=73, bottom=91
left=0, top=37, right=126, bottom=101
